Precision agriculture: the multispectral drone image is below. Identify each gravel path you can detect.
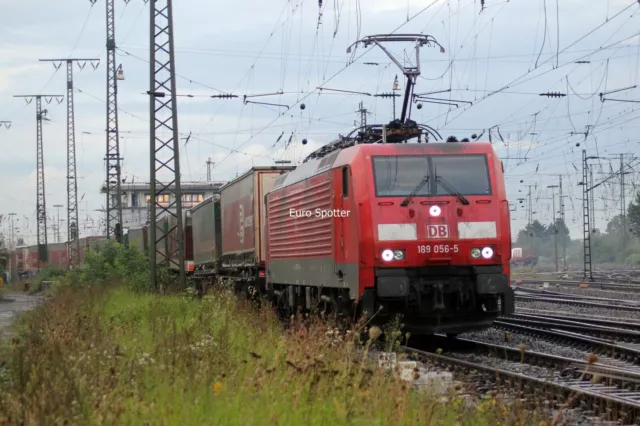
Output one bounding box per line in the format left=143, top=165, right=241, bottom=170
left=0, top=292, right=45, bottom=339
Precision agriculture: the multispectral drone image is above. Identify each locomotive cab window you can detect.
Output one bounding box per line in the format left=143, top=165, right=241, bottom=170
left=432, top=154, right=492, bottom=196
left=372, top=154, right=491, bottom=197
left=342, top=167, right=349, bottom=198
left=372, top=156, right=430, bottom=197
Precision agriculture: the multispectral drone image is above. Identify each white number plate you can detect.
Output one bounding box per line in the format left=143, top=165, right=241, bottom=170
left=417, top=244, right=459, bottom=254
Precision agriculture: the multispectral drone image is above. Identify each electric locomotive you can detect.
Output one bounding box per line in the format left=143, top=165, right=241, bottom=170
left=265, top=123, right=514, bottom=335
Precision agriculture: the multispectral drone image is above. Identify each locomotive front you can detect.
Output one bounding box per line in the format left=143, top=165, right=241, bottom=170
left=359, top=142, right=515, bottom=335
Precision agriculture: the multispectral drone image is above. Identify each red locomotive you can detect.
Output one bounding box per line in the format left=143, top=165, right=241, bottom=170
left=264, top=130, right=514, bottom=335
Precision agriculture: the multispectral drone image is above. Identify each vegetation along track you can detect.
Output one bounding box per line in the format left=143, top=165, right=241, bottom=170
left=404, top=343, right=640, bottom=424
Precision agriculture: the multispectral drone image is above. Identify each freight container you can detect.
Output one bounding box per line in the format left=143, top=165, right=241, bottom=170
left=220, top=166, right=295, bottom=269
left=48, top=242, right=68, bottom=268
left=26, top=245, right=41, bottom=274
left=511, top=247, right=538, bottom=266
left=154, top=212, right=194, bottom=273
left=191, top=196, right=222, bottom=274
left=128, top=226, right=148, bottom=252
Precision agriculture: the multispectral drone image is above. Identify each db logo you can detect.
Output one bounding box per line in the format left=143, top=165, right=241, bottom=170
left=427, top=224, right=449, bottom=238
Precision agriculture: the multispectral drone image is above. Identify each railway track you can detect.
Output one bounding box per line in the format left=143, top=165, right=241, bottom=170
left=515, top=287, right=640, bottom=305
left=501, top=313, right=640, bottom=343
left=491, top=319, right=640, bottom=364
left=512, top=277, right=640, bottom=292
left=404, top=342, right=640, bottom=424
left=516, top=308, right=640, bottom=331
left=515, top=292, right=640, bottom=312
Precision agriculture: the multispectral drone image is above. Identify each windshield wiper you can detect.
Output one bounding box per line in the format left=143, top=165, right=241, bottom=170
left=436, top=175, right=470, bottom=205
left=400, top=174, right=430, bottom=207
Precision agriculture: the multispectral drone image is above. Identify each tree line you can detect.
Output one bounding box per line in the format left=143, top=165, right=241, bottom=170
left=513, top=192, right=640, bottom=266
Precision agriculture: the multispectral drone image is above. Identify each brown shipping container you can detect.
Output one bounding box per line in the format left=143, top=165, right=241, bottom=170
left=220, top=166, right=295, bottom=264
left=191, top=196, right=222, bottom=268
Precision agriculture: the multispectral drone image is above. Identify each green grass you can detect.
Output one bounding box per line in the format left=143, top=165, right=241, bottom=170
left=0, top=283, right=541, bottom=426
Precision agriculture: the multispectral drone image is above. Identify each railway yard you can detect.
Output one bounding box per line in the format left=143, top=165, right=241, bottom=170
left=391, top=268, right=640, bottom=425
left=3, top=0, right=640, bottom=424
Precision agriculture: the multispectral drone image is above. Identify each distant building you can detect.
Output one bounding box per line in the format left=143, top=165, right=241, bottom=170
left=99, top=181, right=225, bottom=229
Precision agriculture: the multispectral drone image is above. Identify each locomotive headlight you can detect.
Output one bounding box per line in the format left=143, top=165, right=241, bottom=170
left=381, top=249, right=394, bottom=262
left=429, top=205, right=442, bottom=217
left=481, top=247, right=494, bottom=259
left=471, top=248, right=481, bottom=258
left=393, top=249, right=405, bottom=260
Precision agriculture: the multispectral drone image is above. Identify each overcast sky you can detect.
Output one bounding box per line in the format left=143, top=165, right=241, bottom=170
left=1, top=0, right=640, bottom=245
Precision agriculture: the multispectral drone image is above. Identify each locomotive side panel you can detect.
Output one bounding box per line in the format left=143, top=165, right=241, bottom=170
left=267, top=171, right=335, bottom=287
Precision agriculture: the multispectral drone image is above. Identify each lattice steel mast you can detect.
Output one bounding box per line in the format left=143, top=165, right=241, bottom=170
left=581, top=150, right=593, bottom=282
left=103, top=0, right=124, bottom=242
left=13, top=94, right=64, bottom=263
left=40, top=58, right=99, bottom=268
left=149, top=0, right=185, bottom=289
left=206, top=158, right=214, bottom=181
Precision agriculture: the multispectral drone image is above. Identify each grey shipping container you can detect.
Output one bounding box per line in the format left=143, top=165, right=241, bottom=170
left=191, top=196, right=222, bottom=273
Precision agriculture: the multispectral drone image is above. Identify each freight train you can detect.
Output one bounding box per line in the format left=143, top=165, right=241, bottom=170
left=126, top=123, right=515, bottom=336
left=511, top=247, right=538, bottom=267
left=8, top=236, right=107, bottom=279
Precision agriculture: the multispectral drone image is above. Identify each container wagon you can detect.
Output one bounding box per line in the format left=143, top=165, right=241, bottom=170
left=219, top=166, right=296, bottom=289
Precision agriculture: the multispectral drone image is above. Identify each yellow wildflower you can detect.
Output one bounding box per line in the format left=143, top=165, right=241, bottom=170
left=213, top=382, right=223, bottom=393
